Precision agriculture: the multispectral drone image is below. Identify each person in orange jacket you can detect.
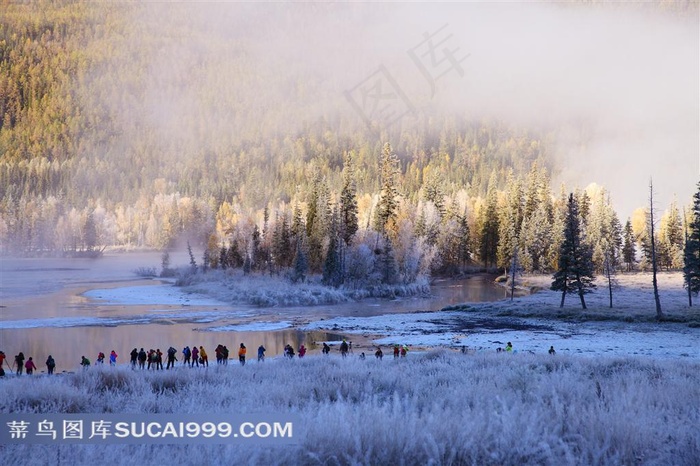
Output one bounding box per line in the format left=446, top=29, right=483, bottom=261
left=199, top=346, right=208, bottom=367
left=238, top=343, right=246, bottom=366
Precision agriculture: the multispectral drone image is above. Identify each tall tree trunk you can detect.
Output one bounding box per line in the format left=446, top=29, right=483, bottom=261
left=560, top=288, right=566, bottom=308
left=576, top=272, right=587, bottom=309
left=649, top=180, right=663, bottom=319
left=510, top=246, right=517, bottom=301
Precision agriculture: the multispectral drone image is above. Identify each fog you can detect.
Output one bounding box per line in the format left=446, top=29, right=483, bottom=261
left=113, top=1, right=697, bottom=217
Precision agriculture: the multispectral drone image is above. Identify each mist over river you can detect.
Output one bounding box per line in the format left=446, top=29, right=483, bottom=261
left=0, top=252, right=507, bottom=371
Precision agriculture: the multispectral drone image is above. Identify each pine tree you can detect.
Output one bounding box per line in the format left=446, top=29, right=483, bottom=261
left=622, top=219, right=636, bottom=272
left=374, top=142, right=400, bottom=234
left=291, top=237, right=308, bottom=284
left=339, top=152, right=359, bottom=246
left=683, top=182, right=700, bottom=306
left=551, top=193, right=596, bottom=309
left=219, top=246, right=228, bottom=270
left=479, top=192, right=499, bottom=269
left=378, top=234, right=398, bottom=285
left=187, top=240, right=197, bottom=273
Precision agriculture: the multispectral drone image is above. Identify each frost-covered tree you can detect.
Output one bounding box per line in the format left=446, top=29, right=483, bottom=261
left=479, top=188, right=499, bottom=268
left=497, top=172, right=523, bottom=270
left=377, top=234, right=399, bottom=284
left=374, top=142, right=400, bottom=234
left=683, top=182, right=700, bottom=306
left=551, top=193, right=596, bottom=309
left=658, top=200, right=684, bottom=270
left=339, top=151, right=359, bottom=246
left=291, top=237, right=308, bottom=283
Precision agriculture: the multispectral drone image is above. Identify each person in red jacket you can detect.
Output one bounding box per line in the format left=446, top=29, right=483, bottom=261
left=238, top=344, right=246, bottom=366
left=24, top=357, right=37, bottom=375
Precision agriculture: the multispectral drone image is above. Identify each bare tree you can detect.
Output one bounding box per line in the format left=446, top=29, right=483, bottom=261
left=649, top=179, right=663, bottom=319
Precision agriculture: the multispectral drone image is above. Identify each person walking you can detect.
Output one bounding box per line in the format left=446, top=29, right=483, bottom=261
left=15, top=352, right=25, bottom=375
left=238, top=344, right=247, bottom=366
left=46, top=355, right=56, bottom=375
left=182, top=346, right=191, bottom=366
left=80, top=355, right=90, bottom=370
left=340, top=340, right=349, bottom=358
left=166, top=347, right=178, bottom=369
left=322, top=343, right=330, bottom=355
left=549, top=346, right=556, bottom=355
left=138, top=348, right=147, bottom=370
left=375, top=347, right=383, bottom=360
left=130, top=348, right=138, bottom=368
left=156, top=349, right=164, bottom=370
left=191, top=345, right=199, bottom=367
left=109, top=350, right=118, bottom=366
left=199, top=346, right=208, bottom=367
left=257, top=345, right=266, bottom=362
left=24, top=357, right=37, bottom=375
left=298, top=344, right=306, bottom=358
left=505, top=342, right=513, bottom=352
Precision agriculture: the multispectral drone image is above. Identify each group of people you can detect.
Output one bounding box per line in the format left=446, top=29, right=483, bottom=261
left=0, top=341, right=415, bottom=377
left=0, top=351, right=56, bottom=376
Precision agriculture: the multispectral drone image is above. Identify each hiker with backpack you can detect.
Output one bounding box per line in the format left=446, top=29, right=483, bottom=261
left=80, top=355, right=90, bottom=370
left=375, top=347, right=383, bottom=360
left=130, top=348, right=138, bottom=368
left=199, top=346, right=208, bottom=367
left=156, top=349, right=164, bottom=370
left=110, top=350, right=118, bottom=366
left=166, top=347, right=178, bottom=369
left=96, top=352, right=105, bottom=364
left=138, top=348, right=147, bottom=369
left=257, top=345, right=266, bottom=362
left=15, top=352, right=25, bottom=375
left=182, top=346, right=191, bottom=366
left=322, top=343, right=330, bottom=355
left=340, top=340, right=349, bottom=358
left=298, top=344, right=306, bottom=358
left=46, top=355, right=56, bottom=375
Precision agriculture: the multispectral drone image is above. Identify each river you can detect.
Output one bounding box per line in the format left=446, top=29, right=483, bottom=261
left=0, top=252, right=509, bottom=372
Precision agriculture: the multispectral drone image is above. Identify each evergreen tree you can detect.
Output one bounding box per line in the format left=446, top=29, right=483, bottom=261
left=378, top=234, right=399, bottom=284
left=479, top=189, right=499, bottom=269
left=339, top=152, right=359, bottom=246
left=322, top=233, right=343, bottom=287
left=683, top=183, right=700, bottom=305
left=622, top=219, right=636, bottom=272
left=291, top=237, right=308, bottom=283
left=84, top=210, right=97, bottom=251
left=251, top=225, right=261, bottom=270
left=187, top=240, right=197, bottom=273
left=227, top=239, right=243, bottom=268
left=374, top=142, right=400, bottom=234
left=219, top=246, right=228, bottom=270
left=551, top=193, right=596, bottom=309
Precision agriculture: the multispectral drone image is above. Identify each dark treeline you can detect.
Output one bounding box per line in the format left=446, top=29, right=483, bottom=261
left=0, top=1, right=695, bottom=289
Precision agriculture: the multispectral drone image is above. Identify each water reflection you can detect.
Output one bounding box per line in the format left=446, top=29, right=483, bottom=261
left=1, top=255, right=515, bottom=372
left=0, top=326, right=345, bottom=373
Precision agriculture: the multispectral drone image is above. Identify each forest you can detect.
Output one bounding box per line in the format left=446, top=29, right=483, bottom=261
left=0, top=1, right=696, bottom=289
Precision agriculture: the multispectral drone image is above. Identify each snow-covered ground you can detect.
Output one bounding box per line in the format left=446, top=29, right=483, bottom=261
left=1, top=352, right=698, bottom=465
left=304, top=272, right=700, bottom=360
